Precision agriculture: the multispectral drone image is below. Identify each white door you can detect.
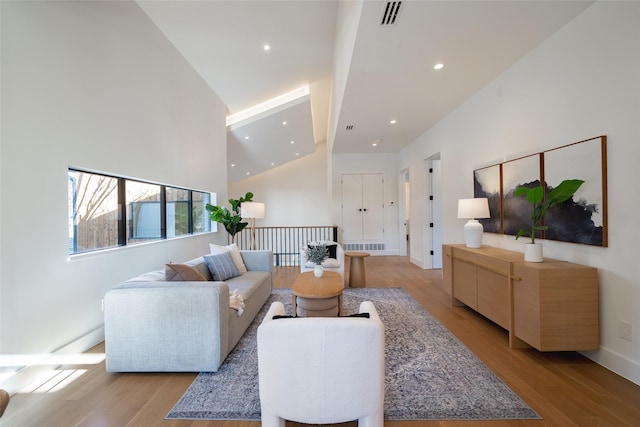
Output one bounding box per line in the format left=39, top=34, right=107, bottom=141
left=341, top=173, right=384, bottom=241
left=342, top=174, right=363, bottom=241
left=362, top=174, right=384, bottom=240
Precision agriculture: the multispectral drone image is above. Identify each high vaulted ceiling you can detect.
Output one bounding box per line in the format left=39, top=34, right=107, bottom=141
left=137, top=0, right=593, bottom=182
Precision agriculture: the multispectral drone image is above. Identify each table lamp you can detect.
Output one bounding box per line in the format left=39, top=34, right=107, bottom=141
left=457, top=198, right=490, bottom=248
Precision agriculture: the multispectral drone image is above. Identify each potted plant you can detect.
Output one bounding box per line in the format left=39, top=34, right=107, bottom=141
left=514, top=179, right=584, bottom=262
left=205, top=192, right=253, bottom=242
left=305, top=244, right=329, bottom=277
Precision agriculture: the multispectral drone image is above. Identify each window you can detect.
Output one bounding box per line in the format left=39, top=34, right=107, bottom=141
left=68, top=170, right=119, bottom=253
left=166, top=187, right=190, bottom=238
left=127, top=180, right=162, bottom=244
left=192, top=190, right=212, bottom=234
left=68, top=169, right=213, bottom=255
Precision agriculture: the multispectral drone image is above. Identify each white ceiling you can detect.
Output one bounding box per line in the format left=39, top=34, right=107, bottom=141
left=137, top=0, right=594, bottom=182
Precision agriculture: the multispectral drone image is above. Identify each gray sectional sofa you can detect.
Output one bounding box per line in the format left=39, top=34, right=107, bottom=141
left=104, top=250, right=273, bottom=372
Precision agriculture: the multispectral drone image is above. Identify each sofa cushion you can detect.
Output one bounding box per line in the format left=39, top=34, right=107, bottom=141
left=165, top=263, right=207, bottom=281
left=210, top=243, right=247, bottom=273
left=226, top=271, right=271, bottom=300
left=204, top=252, right=241, bottom=281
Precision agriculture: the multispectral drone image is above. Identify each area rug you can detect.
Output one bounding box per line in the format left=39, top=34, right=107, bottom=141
left=166, top=287, right=540, bottom=420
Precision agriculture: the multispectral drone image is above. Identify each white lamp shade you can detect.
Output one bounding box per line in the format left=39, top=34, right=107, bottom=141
left=457, top=198, right=490, bottom=219
left=457, top=198, right=489, bottom=248
left=241, top=202, right=265, bottom=219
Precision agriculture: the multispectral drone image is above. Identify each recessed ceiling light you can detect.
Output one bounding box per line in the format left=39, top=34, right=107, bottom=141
left=295, top=153, right=300, bottom=156
left=282, top=121, right=287, bottom=125
left=246, top=172, right=251, bottom=176
left=372, top=143, right=378, bottom=147
left=390, top=119, right=397, bottom=124
left=231, top=164, right=235, bottom=167
left=271, top=162, right=275, bottom=166
left=263, top=44, right=271, bottom=51
left=244, top=136, right=250, bottom=140
left=434, top=63, right=444, bottom=70
left=290, top=140, right=295, bottom=144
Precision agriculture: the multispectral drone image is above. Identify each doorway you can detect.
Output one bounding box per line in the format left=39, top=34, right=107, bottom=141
left=399, top=169, right=410, bottom=257
left=425, top=155, right=442, bottom=269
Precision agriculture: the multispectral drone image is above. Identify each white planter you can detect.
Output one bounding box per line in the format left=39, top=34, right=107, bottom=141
left=524, top=243, right=543, bottom=262
left=314, top=264, right=324, bottom=277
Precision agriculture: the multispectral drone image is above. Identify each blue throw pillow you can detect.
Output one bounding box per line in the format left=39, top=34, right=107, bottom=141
left=204, top=252, right=241, bottom=281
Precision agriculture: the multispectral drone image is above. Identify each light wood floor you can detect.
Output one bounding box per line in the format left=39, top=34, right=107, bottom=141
left=3, top=255, right=640, bottom=427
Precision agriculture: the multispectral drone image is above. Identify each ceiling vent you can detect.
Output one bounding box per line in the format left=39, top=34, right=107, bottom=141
left=346, top=125, right=354, bottom=130
left=380, top=1, right=402, bottom=26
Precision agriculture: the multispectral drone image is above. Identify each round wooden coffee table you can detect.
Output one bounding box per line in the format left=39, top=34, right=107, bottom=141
left=292, top=271, right=343, bottom=317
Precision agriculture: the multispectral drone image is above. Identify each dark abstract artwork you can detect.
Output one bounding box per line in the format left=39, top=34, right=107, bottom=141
left=472, top=136, right=607, bottom=247
left=473, top=164, right=501, bottom=233
left=501, top=154, right=541, bottom=237
left=543, top=136, right=607, bottom=246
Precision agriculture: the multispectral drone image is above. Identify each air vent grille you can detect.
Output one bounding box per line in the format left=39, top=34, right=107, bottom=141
left=344, top=243, right=385, bottom=252
left=381, top=1, right=402, bottom=26
left=346, top=125, right=354, bottom=130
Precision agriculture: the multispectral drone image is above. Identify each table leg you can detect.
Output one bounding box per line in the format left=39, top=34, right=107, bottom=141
left=349, top=257, right=367, bottom=287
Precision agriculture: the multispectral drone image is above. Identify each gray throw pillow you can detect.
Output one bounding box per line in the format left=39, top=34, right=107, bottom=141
left=204, top=252, right=241, bottom=281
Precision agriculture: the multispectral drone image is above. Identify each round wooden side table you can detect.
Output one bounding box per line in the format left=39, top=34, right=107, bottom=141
left=345, top=251, right=370, bottom=287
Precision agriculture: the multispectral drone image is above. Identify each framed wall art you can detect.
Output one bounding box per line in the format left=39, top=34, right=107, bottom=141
left=501, top=154, right=542, bottom=237
left=543, top=136, right=608, bottom=246
left=469, top=135, right=608, bottom=247
left=473, top=164, right=501, bottom=233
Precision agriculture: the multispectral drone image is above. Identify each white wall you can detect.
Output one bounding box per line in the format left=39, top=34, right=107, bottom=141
left=0, top=0, right=228, bottom=385
left=229, top=142, right=332, bottom=226
left=331, top=152, right=400, bottom=255
left=399, top=1, right=640, bottom=384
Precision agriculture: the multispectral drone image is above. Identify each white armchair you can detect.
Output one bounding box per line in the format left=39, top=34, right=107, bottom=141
left=300, top=241, right=345, bottom=286
left=257, top=301, right=385, bottom=427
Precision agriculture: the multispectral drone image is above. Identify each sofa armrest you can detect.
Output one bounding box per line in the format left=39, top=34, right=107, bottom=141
left=240, top=250, right=273, bottom=272
left=104, top=281, right=230, bottom=372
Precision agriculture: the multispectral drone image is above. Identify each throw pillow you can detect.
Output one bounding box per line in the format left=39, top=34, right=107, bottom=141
left=209, top=243, right=247, bottom=273
left=307, top=242, right=338, bottom=259
left=165, top=263, right=207, bottom=281
left=204, top=252, right=241, bottom=281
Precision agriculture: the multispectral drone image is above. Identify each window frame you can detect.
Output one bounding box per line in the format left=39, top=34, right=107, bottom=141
left=68, top=168, right=213, bottom=256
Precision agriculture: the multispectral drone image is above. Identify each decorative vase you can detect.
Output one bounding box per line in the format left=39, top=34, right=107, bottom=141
left=524, top=243, right=543, bottom=262
left=314, top=264, right=324, bottom=277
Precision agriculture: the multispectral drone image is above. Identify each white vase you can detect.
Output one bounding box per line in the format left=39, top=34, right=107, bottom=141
left=314, top=264, right=324, bottom=277
left=524, top=243, right=543, bottom=262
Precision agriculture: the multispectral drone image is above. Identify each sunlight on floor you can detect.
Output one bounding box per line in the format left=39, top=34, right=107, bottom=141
left=0, top=353, right=105, bottom=394
left=20, top=369, right=88, bottom=393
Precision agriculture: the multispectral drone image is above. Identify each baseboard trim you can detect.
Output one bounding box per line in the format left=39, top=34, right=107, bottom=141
left=582, top=346, right=640, bottom=386
left=0, top=326, right=105, bottom=394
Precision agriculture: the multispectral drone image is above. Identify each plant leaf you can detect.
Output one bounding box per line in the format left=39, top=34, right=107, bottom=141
left=547, top=179, right=584, bottom=205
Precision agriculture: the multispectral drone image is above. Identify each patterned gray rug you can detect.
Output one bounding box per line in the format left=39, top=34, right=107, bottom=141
left=166, top=287, right=540, bottom=420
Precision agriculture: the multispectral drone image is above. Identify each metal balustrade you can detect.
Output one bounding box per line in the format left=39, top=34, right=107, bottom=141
left=232, top=226, right=338, bottom=266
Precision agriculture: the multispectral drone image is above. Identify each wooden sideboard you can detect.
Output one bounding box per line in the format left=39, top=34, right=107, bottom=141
left=442, top=244, right=599, bottom=351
